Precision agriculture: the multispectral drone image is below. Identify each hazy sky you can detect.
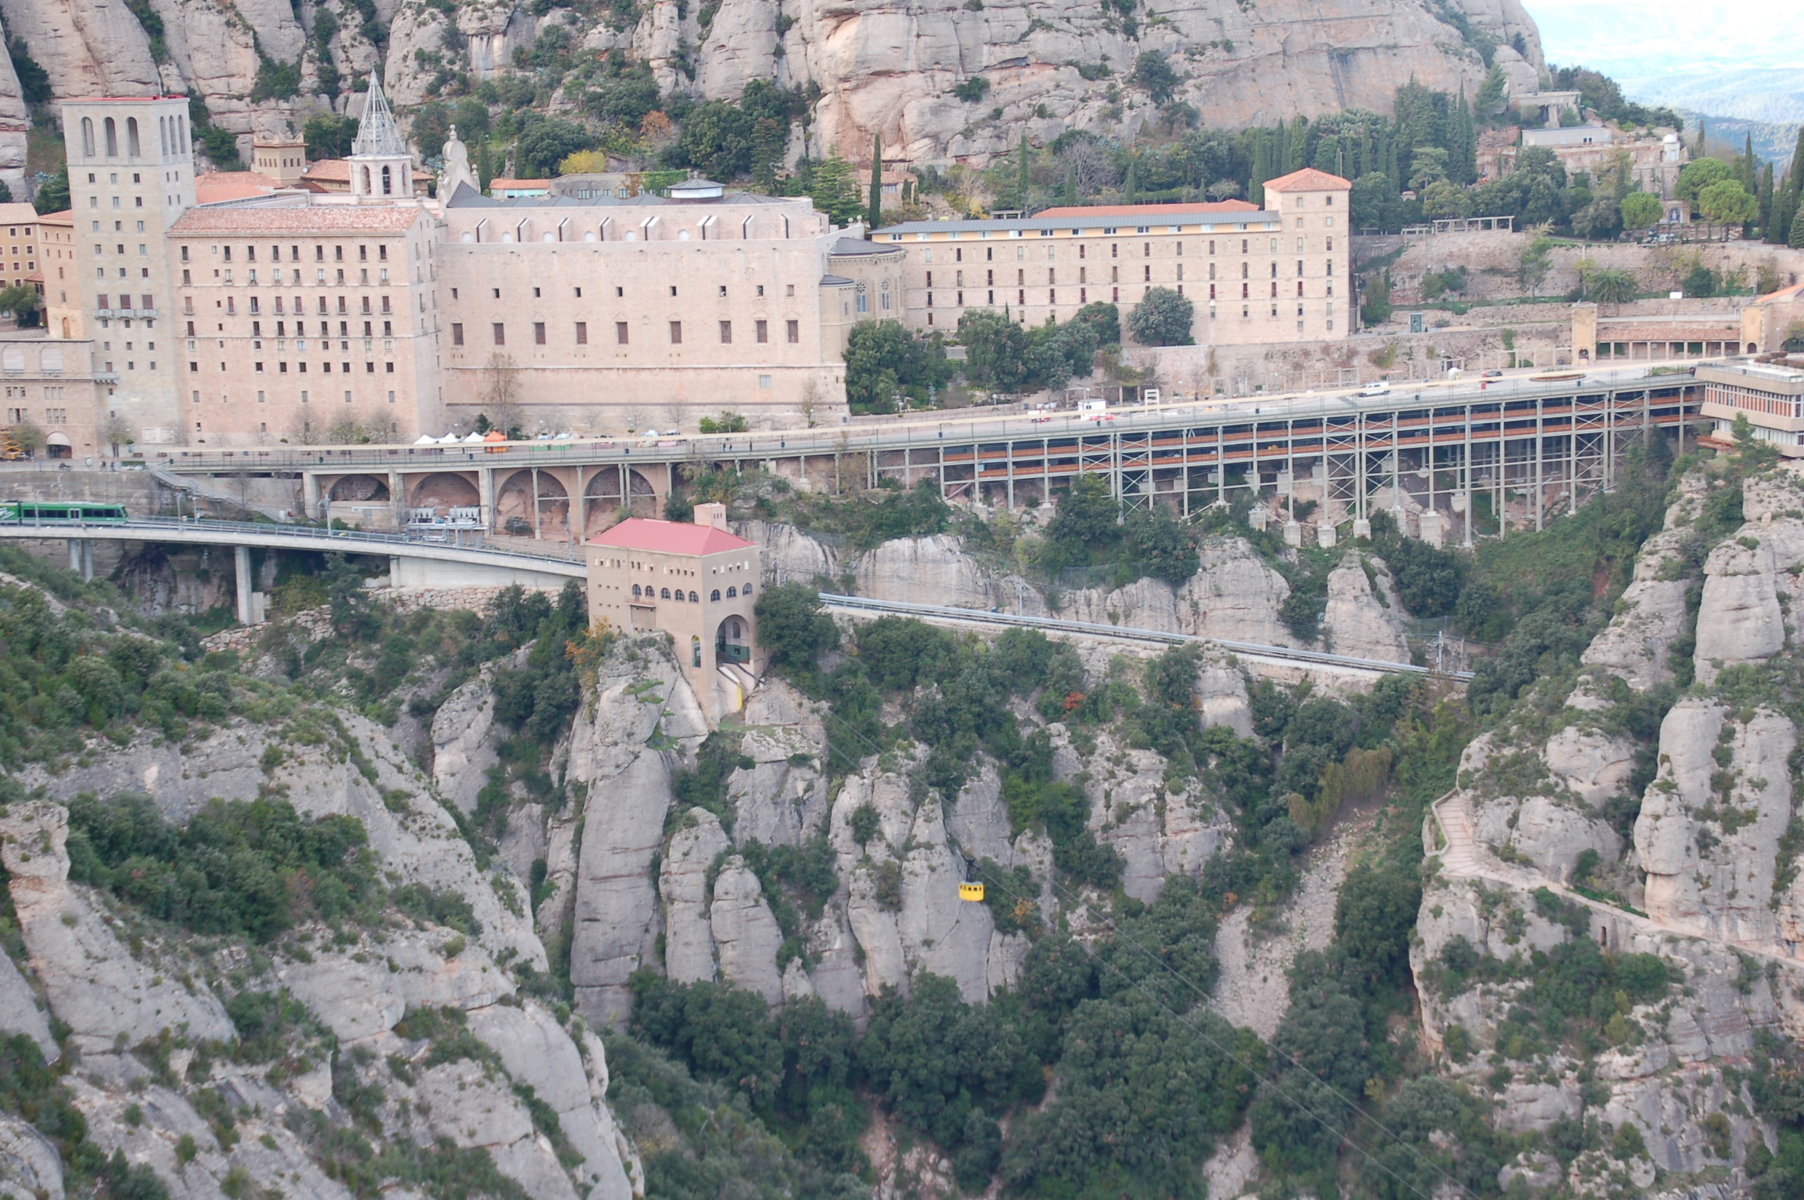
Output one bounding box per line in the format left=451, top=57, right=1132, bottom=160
left=1520, top=0, right=1801, bottom=73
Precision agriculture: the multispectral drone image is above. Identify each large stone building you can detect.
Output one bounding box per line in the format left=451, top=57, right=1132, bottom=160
left=0, top=202, right=41, bottom=295
left=871, top=167, right=1353, bottom=348
left=584, top=502, right=761, bottom=719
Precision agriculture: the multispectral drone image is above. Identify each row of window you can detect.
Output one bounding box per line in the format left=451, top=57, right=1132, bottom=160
left=190, top=389, right=398, bottom=405
left=181, top=268, right=397, bottom=288
left=451, top=319, right=803, bottom=348
left=191, top=360, right=398, bottom=375
left=925, top=259, right=1335, bottom=288
left=3, top=406, right=70, bottom=424
left=629, top=583, right=752, bottom=602
left=184, top=296, right=395, bottom=317
left=446, top=283, right=800, bottom=302
left=917, top=236, right=1334, bottom=262
left=182, top=243, right=393, bottom=264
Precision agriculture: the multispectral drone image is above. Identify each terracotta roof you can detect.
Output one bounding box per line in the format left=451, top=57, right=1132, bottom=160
left=588, top=518, right=755, bottom=556
left=1261, top=167, right=1352, bottom=193
left=1754, top=283, right=1804, bottom=304
left=300, top=159, right=431, bottom=184
left=1034, top=200, right=1259, bottom=218
left=35, top=210, right=74, bottom=227
left=489, top=178, right=550, bottom=190
left=169, top=204, right=429, bottom=236
left=195, top=171, right=282, bottom=204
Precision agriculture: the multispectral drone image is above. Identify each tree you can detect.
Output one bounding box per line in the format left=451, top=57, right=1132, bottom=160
left=1697, top=178, right=1757, bottom=232
left=698, top=412, right=748, bottom=434
left=1793, top=206, right=1804, bottom=250
left=303, top=114, right=359, bottom=160
left=1070, top=301, right=1121, bottom=348
left=845, top=320, right=949, bottom=412
left=956, top=310, right=1031, bottom=392
left=516, top=117, right=592, bottom=177
left=1675, top=158, right=1732, bottom=208
left=8, top=422, right=44, bottom=456
left=99, top=414, right=134, bottom=458
left=1620, top=191, right=1661, bottom=232
left=805, top=154, right=864, bottom=226
left=33, top=167, right=70, bottom=215
left=482, top=354, right=522, bottom=437
left=1126, top=287, right=1193, bottom=346
left=0, top=285, right=41, bottom=328
left=1130, top=51, right=1181, bottom=106
left=754, top=584, right=838, bottom=674
left=1585, top=267, right=1640, bottom=307
left=867, top=134, right=883, bottom=229
left=1360, top=270, right=1393, bottom=326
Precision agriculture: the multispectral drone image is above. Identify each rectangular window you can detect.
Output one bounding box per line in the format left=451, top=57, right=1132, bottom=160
left=492, top=323, right=505, bottom=345
left=719, top=320, right=732, bottom=344
left=786, top=319, right=799, bottom=344
left=616, top=322, right=629, bottom=344
left=669, top=321, right=682, bottom=344
left=755, top=319, right=768, bottom=344
left=574, top=322, right=588, bottom=345
left=533, top=322, right=546, bottom=345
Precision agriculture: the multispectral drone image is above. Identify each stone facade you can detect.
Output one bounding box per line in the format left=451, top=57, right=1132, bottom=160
left=0, top=200, right=38, bottom=292
left=584, top=503, right=761, bottom=721
left=167, top=201, right=444, bottom=445
left=0, top=332, right=105, bottom=458
left=873, top=167, right=1353, bottom=349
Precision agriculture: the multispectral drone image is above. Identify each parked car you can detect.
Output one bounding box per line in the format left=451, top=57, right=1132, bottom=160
left=1482, top=369, right=1504, bottom=378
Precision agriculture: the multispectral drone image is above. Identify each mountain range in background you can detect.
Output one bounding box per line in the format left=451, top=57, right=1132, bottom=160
left=1524, top=0, right=1801, bottom=165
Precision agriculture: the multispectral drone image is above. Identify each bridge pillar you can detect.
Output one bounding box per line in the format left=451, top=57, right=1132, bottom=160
left=478, top=467, right=496, bottom=532
left=303, top=473, right=322, bottom=519
left=390, top=556, right=402, bottom=589
left=234, top=544, right=254, bottom=625
left=67, top=539, right=93, bottom=581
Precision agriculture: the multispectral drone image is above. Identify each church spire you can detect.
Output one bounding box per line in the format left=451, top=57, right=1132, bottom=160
left=352, top=70, right=407, bottom=159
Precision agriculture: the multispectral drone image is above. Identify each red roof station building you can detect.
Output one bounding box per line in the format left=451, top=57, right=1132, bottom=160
left=585, top=503, right=762, bottom=719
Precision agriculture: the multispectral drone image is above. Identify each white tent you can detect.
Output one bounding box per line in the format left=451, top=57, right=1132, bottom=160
left=462, top=431, right=486, bottom=443
left=414, top=434, right=438, bottom=445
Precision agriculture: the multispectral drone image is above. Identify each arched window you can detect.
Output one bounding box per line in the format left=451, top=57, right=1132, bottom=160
left=710, top=589, right=721, bottom=601
left=104, top=117, right=118, bottom=157
left=81, top=118, right=95, bottom=157
left=726, top=586, right=737, bottom=598
left=671, top=590, right=684, bottom=602
left=126, top=117, right=141, bottom=157
left=688, top=591, right=699, bottom=603
left=361, top=166, right=373, bottom=194
left=660, top=587, right=671, bottom=599
left=743, top=583, right=754, bottom=595
left=381, top=165, right=393, bottom=195
left=631, top=584, right=642, bottom=598
left=177, top=114, right=187, bottom=152
left=691, top=636, right=702, bottom=667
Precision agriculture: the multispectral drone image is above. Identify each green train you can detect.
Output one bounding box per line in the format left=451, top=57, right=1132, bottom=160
left=0, top=500, right=131, bottom=523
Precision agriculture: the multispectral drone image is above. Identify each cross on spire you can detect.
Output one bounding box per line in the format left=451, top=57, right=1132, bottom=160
left=351, top=70, right=408, bottom=159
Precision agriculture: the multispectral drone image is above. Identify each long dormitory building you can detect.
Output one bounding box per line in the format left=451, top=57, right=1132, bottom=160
left=872, top=168, right=1353, bottom=348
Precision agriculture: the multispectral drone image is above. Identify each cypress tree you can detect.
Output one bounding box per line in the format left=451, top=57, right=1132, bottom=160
left=868, top=134, right=883, bottom=228
left=1062, top=164, right=1076, bottom=206
left=1016, top=134, right=1031, bottom=210
left=1452, top=85, right=1477, bottom=184
left=1757, top=161, right=1774, bottom=240
left=1123, top=158, right=1139, bottom=204
left=1287, top=115, right=1309, bottom=172
left=1791, top=204, right=1804, bottom=250
left=1786, top=125, right=1804, bottom=196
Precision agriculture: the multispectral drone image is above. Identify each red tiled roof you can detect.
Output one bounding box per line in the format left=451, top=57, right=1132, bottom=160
left=588, top=518, right=755, bottom=556
left=36, top=210, right=74, bottom=227
left=195, top=171, right=282, bottom=204
left=1034, top=200, right=1259, bottom=218
left=169, top=204, right=429, bottom=235
left=1262, top=167, right=1352, bottom=193
left=1755, top=283, right=1804, bottom=304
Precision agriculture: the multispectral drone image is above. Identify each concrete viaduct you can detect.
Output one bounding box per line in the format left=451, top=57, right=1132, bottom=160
left=145, top=367, right=1701, bottom=547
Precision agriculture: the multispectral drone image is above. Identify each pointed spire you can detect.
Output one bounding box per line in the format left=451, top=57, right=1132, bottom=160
left=352, top=70, right=408, bottom=159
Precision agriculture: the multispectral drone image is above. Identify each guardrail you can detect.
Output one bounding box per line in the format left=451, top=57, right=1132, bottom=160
left=0, top=515, right=587, bottom=568
left=817, top=592, right=1474, bottom=681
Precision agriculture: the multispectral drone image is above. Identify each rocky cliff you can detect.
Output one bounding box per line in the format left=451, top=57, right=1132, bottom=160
left=1411, top=462, right=1804, bottom=1197
left=1, top=0, right=1542, bottom=167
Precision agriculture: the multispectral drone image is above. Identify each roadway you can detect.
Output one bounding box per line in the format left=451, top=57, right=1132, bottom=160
left=819, top=593, right=1470, bottom=682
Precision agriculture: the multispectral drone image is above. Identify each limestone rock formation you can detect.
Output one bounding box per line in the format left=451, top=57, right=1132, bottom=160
left=1321, top=554, right=1410, bottom=662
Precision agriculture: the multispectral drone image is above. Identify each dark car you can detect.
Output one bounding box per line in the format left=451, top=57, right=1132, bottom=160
left=1481, top=369, right=1504, bottom=378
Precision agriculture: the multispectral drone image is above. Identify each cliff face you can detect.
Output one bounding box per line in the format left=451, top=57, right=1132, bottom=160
left=0, top=0, right=1542, bottom=166
left=1411, top=464, right=1804, bottom=1197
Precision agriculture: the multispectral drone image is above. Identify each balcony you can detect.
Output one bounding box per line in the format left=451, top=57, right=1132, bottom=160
left=716, top=643, right=751, bottom=664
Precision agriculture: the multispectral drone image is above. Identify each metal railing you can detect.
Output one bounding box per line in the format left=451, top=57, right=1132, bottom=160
left=0, top=514, right=586, bottom=568
left=817, top=592, right=1473, bottom=680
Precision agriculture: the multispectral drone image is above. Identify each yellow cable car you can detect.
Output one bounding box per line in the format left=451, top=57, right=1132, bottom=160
left=959, top=857, right=984, bottom=902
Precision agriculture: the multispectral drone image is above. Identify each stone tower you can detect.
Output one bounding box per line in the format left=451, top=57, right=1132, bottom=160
left=60, top=95, right=197, bottom=446
left=348, top=72, right=413, bottom=200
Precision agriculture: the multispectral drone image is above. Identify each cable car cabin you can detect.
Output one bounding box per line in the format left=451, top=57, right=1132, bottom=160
left=959, top=881, right=985, bottom=902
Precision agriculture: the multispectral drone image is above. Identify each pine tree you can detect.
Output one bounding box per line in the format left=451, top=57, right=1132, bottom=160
left=867, top=134, right=883, bottom=229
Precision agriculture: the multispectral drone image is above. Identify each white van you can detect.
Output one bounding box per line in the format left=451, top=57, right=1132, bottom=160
left=1360, top=380, right=1392, bottom=397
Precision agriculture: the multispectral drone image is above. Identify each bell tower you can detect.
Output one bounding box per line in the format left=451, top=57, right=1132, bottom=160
left=347, top=72, right=413, bottom=200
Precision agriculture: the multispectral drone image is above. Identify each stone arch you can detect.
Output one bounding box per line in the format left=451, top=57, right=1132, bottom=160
left=126, top=117, right=141, bottom=157
left=1747, top=342, right=1759, bottom=354
left=495, top=469, right=571, bottom=537
left=104, top=117, right=118, bottom=157
left=408, top=472, right=481, bottom=513
left=81, top=118, right=95, bottom=157
left=328, top=474, right=390, bottom=503
left=715, top=614, right=750, bottom=663
left=381, top=164, right=394, bottom=195
left=582, top=467, right=658, bottom=534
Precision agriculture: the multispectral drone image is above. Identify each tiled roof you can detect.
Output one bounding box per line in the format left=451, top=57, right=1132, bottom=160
left=1755, top=283, right=1804, bottom=304
left=1033, top=200, right=1258, bottom=218
left=0, top=202, right=40, bottom=224
left=1261, top=167, right=1352, bottom=193
left=301, top=158, right=430, bottom=183
left=589, top=518, right=756, bottom=555
left=490, top=178, right=550, bottom=190
left=36, top=210, right=73, bottom=226
left=195, top=171, right=282, bottom=204
left=169, top=203, right=429, bottom=235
